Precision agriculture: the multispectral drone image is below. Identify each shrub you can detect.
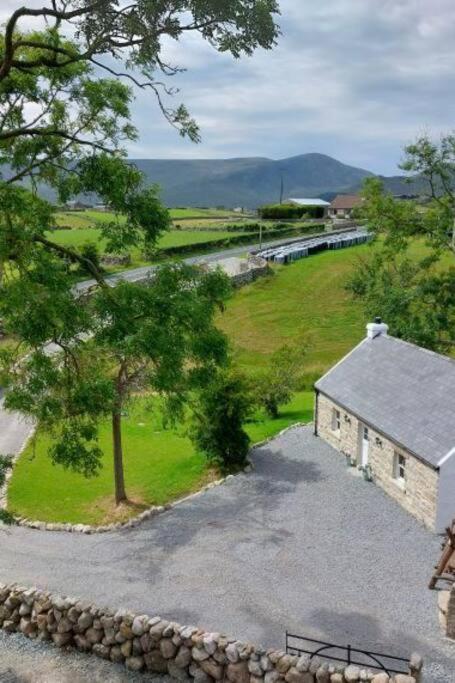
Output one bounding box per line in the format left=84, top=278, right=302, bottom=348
left=190, top=369, right=254, bottom=472
left=255, top=339, right=309, bottom=418
left=259, top=204, right=305, bottom=220
left=79, top=241, right=102, bottom=274
left=0, top=508, right=15, bottom=525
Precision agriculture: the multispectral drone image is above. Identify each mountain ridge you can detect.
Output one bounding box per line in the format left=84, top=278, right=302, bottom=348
left=1, top=153, right=425, bottom=207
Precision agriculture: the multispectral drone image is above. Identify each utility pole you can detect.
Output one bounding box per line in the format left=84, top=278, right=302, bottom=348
left=279, top=174, right=284, bottom=204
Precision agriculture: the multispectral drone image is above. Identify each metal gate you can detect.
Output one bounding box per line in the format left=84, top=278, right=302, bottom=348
left=285, top=632, right=410, bottom=676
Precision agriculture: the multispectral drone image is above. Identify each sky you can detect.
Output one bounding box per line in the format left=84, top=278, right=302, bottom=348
left=2, top=0, right=455, bottom=175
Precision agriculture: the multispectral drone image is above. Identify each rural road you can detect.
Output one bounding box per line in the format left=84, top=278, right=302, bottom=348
left=0, top=427, right=453, bottom=683
left=73, top=229, right=341, bottom=294
left=0, top=392, right=33, bottom=460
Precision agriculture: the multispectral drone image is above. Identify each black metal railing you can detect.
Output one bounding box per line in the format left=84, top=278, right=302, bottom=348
left=285, top=632, right=409, bottom=676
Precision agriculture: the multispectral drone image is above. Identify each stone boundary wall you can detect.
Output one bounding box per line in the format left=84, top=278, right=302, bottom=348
left=438, top=585, right=455, bottom=639
left=230, top=256, right=270, bottom=288
left=0, top=583, right=421, bottom=683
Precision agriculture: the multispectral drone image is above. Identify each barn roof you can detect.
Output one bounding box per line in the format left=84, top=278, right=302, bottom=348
left=315, top=335, right=455, bottom=468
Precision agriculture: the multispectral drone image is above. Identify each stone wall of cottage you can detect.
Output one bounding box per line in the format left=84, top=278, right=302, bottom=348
left=315, top=393, right=439, bottom=530
left=438, top=585, right=455, bottom=640
left=0, top=583, right=421, bottom=683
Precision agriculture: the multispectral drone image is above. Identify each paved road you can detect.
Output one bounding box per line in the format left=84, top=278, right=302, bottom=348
left=0, top=427, right=453, bottom=682
left=0, top=393, right=33, bottom=459
left=73, top=229, right=338, bottom=294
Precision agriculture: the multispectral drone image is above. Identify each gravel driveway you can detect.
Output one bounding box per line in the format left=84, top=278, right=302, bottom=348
left=0, top=631, right=173, bottom=683
left=0, top=426, right=453, bottom=682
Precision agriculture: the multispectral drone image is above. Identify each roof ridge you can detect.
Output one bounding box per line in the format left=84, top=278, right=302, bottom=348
left=383, top=334, right=455, bottom=368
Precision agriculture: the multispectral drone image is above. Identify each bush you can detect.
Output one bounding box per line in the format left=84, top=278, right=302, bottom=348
left=78, top=241, right=102, bottom=274
left=190, top=369, right=254, bottom=472
left=259, top=204, right=325, bottom=220
left=255, top=340, right=308, bottom=418
left=0, top=508, right=15, bottom=525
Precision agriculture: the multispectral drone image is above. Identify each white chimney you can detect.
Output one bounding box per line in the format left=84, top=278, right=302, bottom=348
left=366, top=317, right=389, bottom=339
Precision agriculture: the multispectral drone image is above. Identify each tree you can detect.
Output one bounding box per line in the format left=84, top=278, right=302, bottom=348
left=0, top=261, right=231, bottom=504
left=190, top=368, right=254, bottom=472
left=347, top=140, right=455, bottom=353
left=256, top=340, right=308, bottom=418
left=0, top=1, right=280, bottom=504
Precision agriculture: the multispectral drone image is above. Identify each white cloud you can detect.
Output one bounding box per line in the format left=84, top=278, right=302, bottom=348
left=1, top=0, right=455, bottom=174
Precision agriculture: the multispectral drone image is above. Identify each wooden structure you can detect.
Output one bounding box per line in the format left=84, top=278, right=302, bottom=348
left=429, top=519, right=455, bottom=589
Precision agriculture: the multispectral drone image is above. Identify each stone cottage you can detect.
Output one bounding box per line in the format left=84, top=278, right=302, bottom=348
left=314, top=319, right=455, bottom=532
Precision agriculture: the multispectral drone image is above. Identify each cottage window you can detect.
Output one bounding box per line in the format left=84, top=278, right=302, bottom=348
left=393, top=452, right=406, bottom=486
left=332, top=408, right=341, bottom=433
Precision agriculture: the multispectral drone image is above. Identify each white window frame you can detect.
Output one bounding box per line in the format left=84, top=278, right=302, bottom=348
left=332, top=408, right=341, bottom=434
left=393, top=452, right=406, bottom=488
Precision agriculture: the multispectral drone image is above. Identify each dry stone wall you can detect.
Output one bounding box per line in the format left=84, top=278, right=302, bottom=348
left=0, top=584, right=421, bottom=683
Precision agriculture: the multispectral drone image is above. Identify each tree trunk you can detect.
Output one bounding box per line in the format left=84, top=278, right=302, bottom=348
left=112, top=409, right=127, bottom=505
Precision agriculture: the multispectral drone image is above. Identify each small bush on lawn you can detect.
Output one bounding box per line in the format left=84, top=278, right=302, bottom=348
left=255, top=339, right=309, bottom=418
left=0, top=508, right=15, bottom=525
left=190, top=368, right=254, bottom=472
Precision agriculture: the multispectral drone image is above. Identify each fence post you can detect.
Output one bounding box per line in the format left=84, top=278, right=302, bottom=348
left=347, top=644, right=351, bottom=665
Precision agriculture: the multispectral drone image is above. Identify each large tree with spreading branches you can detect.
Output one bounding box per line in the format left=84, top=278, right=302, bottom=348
left=0, top=1, right=280, bottom=505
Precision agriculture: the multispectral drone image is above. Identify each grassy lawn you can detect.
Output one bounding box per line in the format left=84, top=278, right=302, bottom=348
left=8, top=392, right=313, bottom=525
left=219, top=243, right=369, bottom=382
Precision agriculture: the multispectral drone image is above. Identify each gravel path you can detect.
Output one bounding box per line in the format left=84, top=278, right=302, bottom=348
left=0, top=631, right=173, bottom=682
left=0, top=426, right=453, bottom=682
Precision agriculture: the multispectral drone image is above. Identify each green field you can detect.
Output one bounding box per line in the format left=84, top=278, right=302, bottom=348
left=7, top=243, right=367, bottom=524
left=56, top=207, right=240, bottom=229
left=48, top=226, right=255, bottom=271
left=219, top=244, right=368, bottom=381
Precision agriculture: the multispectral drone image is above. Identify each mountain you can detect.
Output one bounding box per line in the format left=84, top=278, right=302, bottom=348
left=130, top=153, right=373, bottom=208
left=3, top=153, right=426, bottom=208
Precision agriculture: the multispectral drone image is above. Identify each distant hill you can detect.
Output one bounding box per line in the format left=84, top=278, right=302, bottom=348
left=131, top=153, right=373, bottom=208
left=2, top=153, right=428, bottom=208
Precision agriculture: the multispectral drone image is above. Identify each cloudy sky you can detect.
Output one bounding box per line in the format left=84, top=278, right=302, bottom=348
left=3, top=1, right=455, bottom=174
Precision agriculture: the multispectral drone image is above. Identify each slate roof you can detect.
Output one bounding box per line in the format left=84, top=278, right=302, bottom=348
left=329, top=194, right=363, bottom=210
left=315, top=335, right=455, bottom=468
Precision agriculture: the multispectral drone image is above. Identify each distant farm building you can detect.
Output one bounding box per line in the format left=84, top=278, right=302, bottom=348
left=328, top=194, right=363, bottom=219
